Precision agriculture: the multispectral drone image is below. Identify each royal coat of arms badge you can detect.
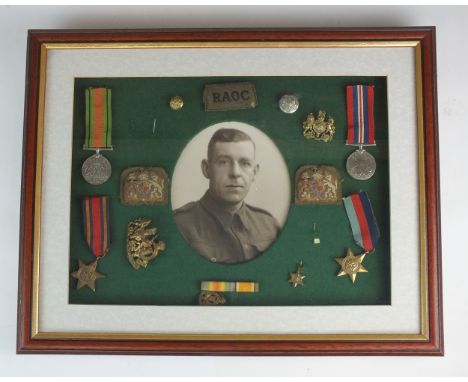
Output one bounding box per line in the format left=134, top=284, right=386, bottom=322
left=302, top=110, right=336, bottom=142
left=295, top=165, right=342, bottom=205
left=120, top=167, right=169, bottom=205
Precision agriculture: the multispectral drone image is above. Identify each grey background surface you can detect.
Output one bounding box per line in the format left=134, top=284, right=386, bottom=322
left=0, top=5, right=465, bottom=377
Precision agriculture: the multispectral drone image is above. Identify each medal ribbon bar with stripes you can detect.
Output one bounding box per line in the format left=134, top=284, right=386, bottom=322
left=201, top=281, right=259, bottom=293
left=342, top=191, right=380, bottom=253
left=84, top=87, right=113, bottom=150
left=83, top=196, right=111, bottom=258
left=346, top=85, right=375, bottom=146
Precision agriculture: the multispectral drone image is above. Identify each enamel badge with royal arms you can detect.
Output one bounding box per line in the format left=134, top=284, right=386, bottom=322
left=295, top=165, right=342, bottom=205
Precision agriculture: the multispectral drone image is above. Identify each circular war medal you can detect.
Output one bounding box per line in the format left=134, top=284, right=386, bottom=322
left=346, top=149, right=376, bottom=181
left=82, top=152, right=112, bottom=185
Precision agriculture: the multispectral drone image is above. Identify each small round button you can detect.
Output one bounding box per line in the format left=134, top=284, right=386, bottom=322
left=278, top=94, right=299, bottom=114
left=169, top=96, right=184, bottom=110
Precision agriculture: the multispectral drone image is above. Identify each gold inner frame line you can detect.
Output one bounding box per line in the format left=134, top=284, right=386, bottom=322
left=33, top=332, right=428, bottom=342
left=43, top=41, right=421, bottom=50
left=31, top=40, right=428, bottom=342
left=415, top=43, right=429, bottom=339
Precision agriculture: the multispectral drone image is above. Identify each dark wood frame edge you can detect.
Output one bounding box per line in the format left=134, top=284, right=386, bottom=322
left=17, top=27, right=443, bottom=356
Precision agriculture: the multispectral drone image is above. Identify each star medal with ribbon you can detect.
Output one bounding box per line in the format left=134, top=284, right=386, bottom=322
left=81, top=87, right=113, bottom=185
left=336, top=249, right=368, bottom=284
left=345, top=85, right=377, bottom=180
left=71, top=196, right=111, bottom=291
left=337, top=192, right=380, bottom=283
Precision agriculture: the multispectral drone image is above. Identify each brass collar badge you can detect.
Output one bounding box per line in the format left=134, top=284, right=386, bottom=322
left=127, top=218, right=166, bottom=269
left=199, top=291, right=226, bottom=305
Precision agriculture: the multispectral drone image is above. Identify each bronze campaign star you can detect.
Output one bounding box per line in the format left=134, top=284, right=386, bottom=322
left=288, top=261, right=305, bottom=287
left=71, top=259, right=105, bottom=292
left=335, top=249, right=368, bottom=283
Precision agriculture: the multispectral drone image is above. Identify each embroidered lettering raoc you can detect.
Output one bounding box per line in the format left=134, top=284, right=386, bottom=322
left=203, top=82, right=257, bottom=111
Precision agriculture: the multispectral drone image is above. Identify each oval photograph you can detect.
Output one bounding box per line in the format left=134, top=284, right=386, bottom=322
left=171, top=121, right=291, bottom=264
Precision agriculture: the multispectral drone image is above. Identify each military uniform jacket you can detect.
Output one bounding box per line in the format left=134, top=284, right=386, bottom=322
left=173, top=191, right=280, bottom=264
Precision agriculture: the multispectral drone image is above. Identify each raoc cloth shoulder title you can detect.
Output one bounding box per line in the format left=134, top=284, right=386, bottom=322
left=203, top=82, right=258, bottom=111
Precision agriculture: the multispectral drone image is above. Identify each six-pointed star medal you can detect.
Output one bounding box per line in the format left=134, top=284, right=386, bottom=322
left=71, top=259, right=105, bottom=292
left=288, top=262, right=306, bottom=287
left=335, top=249, right=368, bottom=283
left=289, top=272, right=305, bottom=287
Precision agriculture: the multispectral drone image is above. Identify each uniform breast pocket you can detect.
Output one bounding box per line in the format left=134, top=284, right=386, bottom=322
left=250, top=235, right=276, bottom=252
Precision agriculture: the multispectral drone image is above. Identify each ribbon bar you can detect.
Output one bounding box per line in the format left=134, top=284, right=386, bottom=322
left=83, top=196, right=111, bottom=257
left=346, top=85, right=375, bottom=146
left=84, top=87, right=113, bottom=150
left=201, top=281, right=259, bottom=293
left=343, top=192, right=380, bottom=252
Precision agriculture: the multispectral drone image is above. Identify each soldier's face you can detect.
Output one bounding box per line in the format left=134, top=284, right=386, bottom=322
left=202, top=140, right=259, bottom=205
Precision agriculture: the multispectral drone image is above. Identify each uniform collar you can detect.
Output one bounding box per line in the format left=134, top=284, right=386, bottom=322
left=200, top=191, right=250, bottom=231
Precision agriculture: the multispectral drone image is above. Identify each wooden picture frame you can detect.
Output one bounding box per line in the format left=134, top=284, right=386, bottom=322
left=17, top=28, right=443, bottom=355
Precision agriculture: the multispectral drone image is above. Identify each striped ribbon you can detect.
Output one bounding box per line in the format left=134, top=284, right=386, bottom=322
left=200, top=281, right=259, bottom=293
left=343, top=192, right=380, bottom=252
left=346, top=85, right=375, bottom=146
left=84, top=87, right=113, bottom=149
left=83, top=196, right=111, bottom=257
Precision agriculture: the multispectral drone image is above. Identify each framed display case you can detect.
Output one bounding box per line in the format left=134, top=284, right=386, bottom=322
left=17, top=28, right=443, bottom=355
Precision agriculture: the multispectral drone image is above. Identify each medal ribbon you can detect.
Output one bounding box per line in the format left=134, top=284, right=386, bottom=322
left=343, top=192, right=380, bottom=252
left=84, top=87, right=112, bottom=149
left=346, top=85, right=375, bottom=146
left=201, top=281, right=259, bottom=293
left=83, top=196, right=111, bottom=257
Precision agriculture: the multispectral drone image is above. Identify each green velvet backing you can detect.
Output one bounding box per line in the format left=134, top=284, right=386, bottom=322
left=69, top=76, right=390, bottom=306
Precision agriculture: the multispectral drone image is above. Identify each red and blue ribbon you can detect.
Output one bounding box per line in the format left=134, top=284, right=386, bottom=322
left=346, top=85, right=375, bottom=146
left=343, top=192, right=380, bottom=252
left=82, top=196, right=111, bottom=257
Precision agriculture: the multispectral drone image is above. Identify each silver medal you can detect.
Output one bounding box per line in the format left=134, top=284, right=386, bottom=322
left=346, top=149, right=376, bottom=181
left=82, top=152, right=112, bottom=185
left=279, top=94, right=299, bottom=114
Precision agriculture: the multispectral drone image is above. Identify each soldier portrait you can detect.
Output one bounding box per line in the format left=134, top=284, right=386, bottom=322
left=172, top=122, right=290, bottom=264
